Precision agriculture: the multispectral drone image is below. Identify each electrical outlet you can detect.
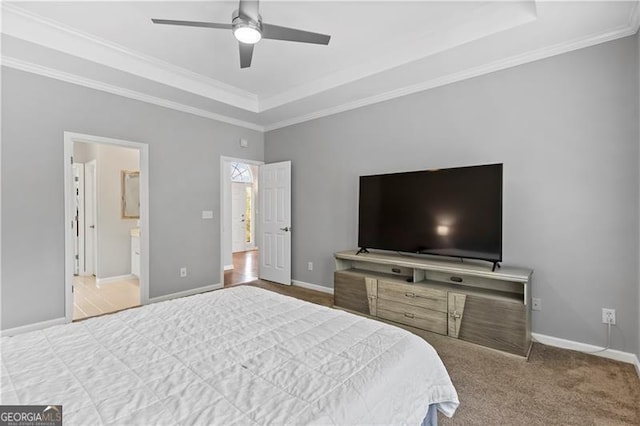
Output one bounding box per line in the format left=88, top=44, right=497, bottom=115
left=180, top=267, right=187, bottom=278
left=602, top=308, right=616, bottom=325
left=532, top=298, right=542, bottom=311
left=307, top=262, right=313, bottom=271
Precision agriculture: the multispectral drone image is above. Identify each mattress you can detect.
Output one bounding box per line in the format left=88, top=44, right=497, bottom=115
left=0, top=286, right=458, bottom=425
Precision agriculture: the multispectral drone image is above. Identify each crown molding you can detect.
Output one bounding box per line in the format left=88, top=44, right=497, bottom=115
left=2, top=3, right=260, bottom=112
left=263, top=21, right=638, bottom=132
left=3, top=2, right=637, bottom=134
left=3, top=2, right=538, bottom=115
left=629, top=0, right=640, bottom=32
left=2, top=56, right=264, bottom=132
left=258, top=1, right=537, bottom=112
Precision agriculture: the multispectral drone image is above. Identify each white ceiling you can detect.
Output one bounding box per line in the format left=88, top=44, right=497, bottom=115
left=2, top=1, right=639, bottom=131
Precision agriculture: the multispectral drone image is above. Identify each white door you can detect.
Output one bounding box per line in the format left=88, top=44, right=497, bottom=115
left=259, top=161, right=291, bottom=285
left=85, top=160, right=97, bottom=276
left=231, top=182, right=248, bottom=253
left=72, top=164, right=85, bottom=275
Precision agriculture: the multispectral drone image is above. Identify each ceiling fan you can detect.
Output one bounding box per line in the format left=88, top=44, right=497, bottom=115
left=151, top=0, right=331, bottom=69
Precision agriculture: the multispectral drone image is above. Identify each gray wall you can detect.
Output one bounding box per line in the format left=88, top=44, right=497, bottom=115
left=1, top=67, right=263, bottom=329
left=265, top=36, right=640, bottom=353
left=637, top=29, right=640, bottom=360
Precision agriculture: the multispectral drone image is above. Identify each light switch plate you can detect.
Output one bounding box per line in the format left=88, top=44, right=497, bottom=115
left=202, top=210, right=213, bottom=219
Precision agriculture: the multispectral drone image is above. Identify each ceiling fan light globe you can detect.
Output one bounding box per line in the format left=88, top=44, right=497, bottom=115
left=234, top=27, right=262, bottom=44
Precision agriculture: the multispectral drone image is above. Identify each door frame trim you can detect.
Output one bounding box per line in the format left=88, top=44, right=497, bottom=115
left=72, top=162, right=85, bottom=275
left=84, top=159, right=98, bottom=277
left=64, top=132, right=150, bottom=323
left=219, top=156, right=264, bottom=287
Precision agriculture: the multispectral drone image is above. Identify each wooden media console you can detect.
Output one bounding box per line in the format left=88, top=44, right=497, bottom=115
left=334, top=250, right=533, bottom=357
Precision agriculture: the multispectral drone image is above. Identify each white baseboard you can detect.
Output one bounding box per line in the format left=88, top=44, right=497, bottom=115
left=96, top=274, right=137, bottom=285
left=149, top=283, right=223, bottom=303
left=292, top=280, right=334, bottom=295
left=224, top=264, right=234, bottom=271
left=1, top=317, right=67, bottom=337
left=532, top=332, right=640, bottom=377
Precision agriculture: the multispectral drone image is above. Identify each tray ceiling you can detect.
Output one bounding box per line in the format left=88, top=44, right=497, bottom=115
left=2, top=1, right=639, bottom=131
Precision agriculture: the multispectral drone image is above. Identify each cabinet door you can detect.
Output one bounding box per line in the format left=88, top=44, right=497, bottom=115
left=131, top=237, right=140, bottom=277
left=334, top=271, right=371, bottom=314
left=447, top=292, right=466, bottom=338
left=450, top=293, right=528, bottom=356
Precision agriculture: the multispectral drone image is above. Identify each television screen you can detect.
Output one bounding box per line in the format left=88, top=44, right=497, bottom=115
left=358, top=163, right=503, bottom=262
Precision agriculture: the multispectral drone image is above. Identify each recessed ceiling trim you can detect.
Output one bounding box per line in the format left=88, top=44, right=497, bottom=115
left=2, top=3, right=260, bottom=112
left=258, top=1, right=538, bottom=112
left=3, top=2, right=541, bottom=114
left=2, top=56, right=264, bottom=132
left=264, top=21, right=638, bottom=132
left=3, top=2, right=637, bottom=134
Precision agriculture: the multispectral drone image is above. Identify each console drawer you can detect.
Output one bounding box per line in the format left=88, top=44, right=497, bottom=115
left=377, top=298, right=447, bottom=335
left=378, top=280, right=447, bottom=313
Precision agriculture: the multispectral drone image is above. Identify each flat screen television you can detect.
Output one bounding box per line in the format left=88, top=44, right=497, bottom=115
left=358, top=163, right=503, bottom=265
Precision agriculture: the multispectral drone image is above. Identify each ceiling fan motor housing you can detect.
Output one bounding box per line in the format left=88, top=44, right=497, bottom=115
left=232, top=9, right=262, bottom=35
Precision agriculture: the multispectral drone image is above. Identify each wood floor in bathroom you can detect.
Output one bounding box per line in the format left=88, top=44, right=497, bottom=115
left=73, top=275, right=140, bottom=321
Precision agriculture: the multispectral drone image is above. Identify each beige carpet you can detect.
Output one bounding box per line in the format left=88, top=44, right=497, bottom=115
left=242, top=281, right=639, bottom=425
left=421, top=331, right=640, bottom=425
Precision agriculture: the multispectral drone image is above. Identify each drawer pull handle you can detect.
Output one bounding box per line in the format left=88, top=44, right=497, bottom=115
left=404, top=312, right=415, bottom=319
left=405, top=292, right=415, bottom=298
left=450, top=276, right=463, bottom=283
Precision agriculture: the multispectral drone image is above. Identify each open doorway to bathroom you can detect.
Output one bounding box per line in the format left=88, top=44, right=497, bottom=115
left=221, top=157, right=262, bottom=287
left=65, top=133, right=149, bottom=323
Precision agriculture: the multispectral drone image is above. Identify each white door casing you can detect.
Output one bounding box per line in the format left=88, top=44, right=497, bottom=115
left=72, top=163, right=85, bottom=275
left=64, top=131, right=150, bottom=324
left=259, top=161, right=291, bottom=285
left=84, top=160, right=97, bottom=276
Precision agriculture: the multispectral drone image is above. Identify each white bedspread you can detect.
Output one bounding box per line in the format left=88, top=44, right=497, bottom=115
left=1, top=286, right=458, bottom=425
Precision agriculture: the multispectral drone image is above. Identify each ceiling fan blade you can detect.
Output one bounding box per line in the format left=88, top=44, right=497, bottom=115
left=239, top=0, right=260, bottom=21
left=262, top=23, right=330, bottom=45
left=239, top=42, right=254, bottom=68
left=151, top=19, right=232, bottom=30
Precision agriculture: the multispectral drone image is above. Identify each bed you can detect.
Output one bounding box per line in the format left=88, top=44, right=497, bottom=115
left=0, top=286, right=458, bottom=425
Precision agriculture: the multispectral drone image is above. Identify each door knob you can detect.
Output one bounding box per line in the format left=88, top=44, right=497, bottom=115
left=280, top=227, right=290, bottom=232
left=89, top=225, right=95, bottom=229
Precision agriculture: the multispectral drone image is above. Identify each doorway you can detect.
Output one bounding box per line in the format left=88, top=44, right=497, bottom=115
left=220, top=157, right=292, bottom=287
left=221, top=157, right=262, bottom=286
left=231, top=182, right=255, bottom=253
left=64, top=132, right=149, bottom=323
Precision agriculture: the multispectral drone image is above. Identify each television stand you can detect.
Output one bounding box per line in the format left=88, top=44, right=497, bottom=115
left=333, top=250, right=533, bottom=357
left=356, top=247, right=370, bottom=255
